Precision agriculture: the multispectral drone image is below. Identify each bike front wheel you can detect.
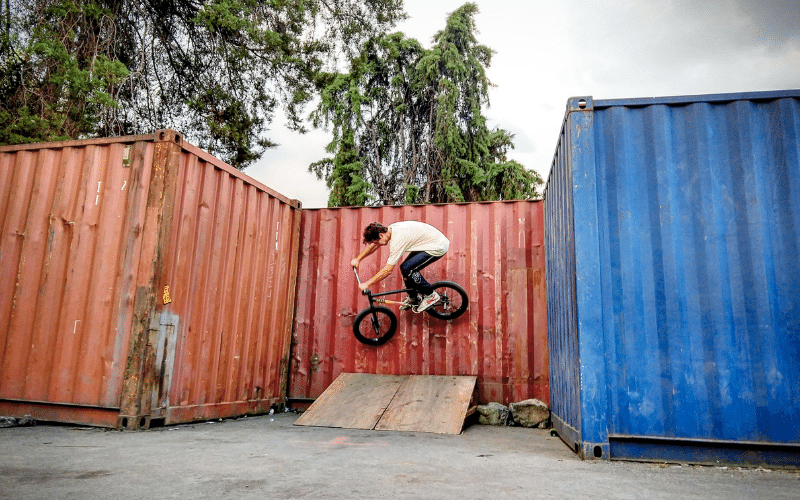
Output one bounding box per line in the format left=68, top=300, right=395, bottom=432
left=425, top=281, right=469, bottom=320
left=353, top=306, right=397, bottom=346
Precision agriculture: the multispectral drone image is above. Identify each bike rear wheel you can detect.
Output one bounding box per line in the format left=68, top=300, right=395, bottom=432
left=353, top=306, right=397, bottom=346
left=424, top=281, right=469, bottom=320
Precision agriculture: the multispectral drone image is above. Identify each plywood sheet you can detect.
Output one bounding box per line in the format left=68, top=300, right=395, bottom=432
left=294, top=373, right=405, bottom=429
left=375, top=375, right=477, bottom=434
left=295, top=373, right=477, bottom=435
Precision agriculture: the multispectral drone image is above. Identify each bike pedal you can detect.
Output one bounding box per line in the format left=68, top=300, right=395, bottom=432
left=400, top=296, right=420, bottom=311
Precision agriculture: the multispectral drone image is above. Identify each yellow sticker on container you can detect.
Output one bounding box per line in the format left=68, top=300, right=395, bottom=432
left=163, top=285, right=172, bottom=305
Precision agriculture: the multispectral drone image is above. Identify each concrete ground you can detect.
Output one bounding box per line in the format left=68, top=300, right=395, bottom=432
left=1, top=413, right=798, bottom=499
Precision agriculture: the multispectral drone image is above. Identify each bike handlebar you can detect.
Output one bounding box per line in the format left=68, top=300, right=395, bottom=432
left=353, top=267, right=370, bottom=295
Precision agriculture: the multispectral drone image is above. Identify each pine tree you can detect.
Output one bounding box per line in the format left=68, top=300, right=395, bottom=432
left=311, top=3, right=542, bottom=207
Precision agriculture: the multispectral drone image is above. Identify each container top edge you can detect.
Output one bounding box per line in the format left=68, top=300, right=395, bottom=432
left=0, top=133, right=158, bottom=152
left=594, top=88, right=800, bottom=108
left=301, top=198, right=543, bottom=212
left=542, top=88, right=800, bottom=199
left=0, top=130, right=302, bottom=209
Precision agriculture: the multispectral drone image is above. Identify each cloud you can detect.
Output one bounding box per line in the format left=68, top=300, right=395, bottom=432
left=243, top=122, right=332, bottom=208
left=731, top=0, right=800, bottom=48
left=242, top=0, right=800, bottom=207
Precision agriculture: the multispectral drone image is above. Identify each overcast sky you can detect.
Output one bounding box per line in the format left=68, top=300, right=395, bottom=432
left=246, top=0, right=800, bottom=208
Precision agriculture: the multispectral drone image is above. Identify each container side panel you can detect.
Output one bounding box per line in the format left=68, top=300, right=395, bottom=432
left=289, top=202, right=548, bottom=406
left=592, top=96, right=800, bottom=445
left=161, top=155, right=299, bottom=424
left=0, top=133, right=300, bottom=426
left=0, top=141, right=144, bottom=410
left=0, top=150, right=20, bottom=347
left=231, top=184, right=259, bottom=403
left=569, top=101, right=610, bottom=451
left=76, top=145, right=134, bottom=404
left=288, top=207, right=316, bottom=399
left=1, top=150, right=45, bottom=398
left=544, top=119, right=582, bottom=436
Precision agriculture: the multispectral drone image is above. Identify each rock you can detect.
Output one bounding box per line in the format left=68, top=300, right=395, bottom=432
left=0, top=415, right=35, bottom=428
left=17, top=415, right=36, bottom=427
left=509, top=399, right=550, bottom=428
left=476, top=402, right=509, bottom=426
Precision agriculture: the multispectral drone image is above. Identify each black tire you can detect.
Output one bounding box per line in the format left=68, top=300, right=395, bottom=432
left=424, top=281, right=469, bottom=320
left=353, top=306, right=397, bottom=346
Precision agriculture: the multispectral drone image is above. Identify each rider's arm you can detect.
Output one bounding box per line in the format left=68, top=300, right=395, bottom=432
left=360, top=262, right=395, bottom=291
left=351, top=243, right=380, bottom=268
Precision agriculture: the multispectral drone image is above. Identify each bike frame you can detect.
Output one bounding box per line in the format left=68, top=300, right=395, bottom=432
left=350, top=266, right=468, bottom=346
left=353, top=267, right=415, bottom=307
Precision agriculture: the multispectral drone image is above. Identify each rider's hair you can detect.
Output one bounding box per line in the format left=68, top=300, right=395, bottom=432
left=363, top=222, right=388, bottom=244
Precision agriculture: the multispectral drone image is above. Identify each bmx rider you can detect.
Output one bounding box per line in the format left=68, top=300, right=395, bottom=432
left=350, top=221, right=449, bottom=313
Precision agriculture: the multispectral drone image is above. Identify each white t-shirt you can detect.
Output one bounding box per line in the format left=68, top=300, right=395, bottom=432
left=386, top=221, right=450, bottom=266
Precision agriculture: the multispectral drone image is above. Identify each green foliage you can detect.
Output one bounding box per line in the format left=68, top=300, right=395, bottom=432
left=310, top=31, right=426, bottom=205
left=311, top=129, right=372, bottom=206
left=0, top=0, right=404, bottom=168
left=311, top=3, right=542, bottom=207
left=0, top=0, right=131, bottom=144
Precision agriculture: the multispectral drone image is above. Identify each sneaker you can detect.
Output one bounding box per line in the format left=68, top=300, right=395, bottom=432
left=399, top=295, right=421, bottom=310
left=413, top=292, right=440, bottom=313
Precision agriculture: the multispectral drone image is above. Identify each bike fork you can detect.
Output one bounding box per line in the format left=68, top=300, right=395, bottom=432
left=370, top=312, right=381, bottom=332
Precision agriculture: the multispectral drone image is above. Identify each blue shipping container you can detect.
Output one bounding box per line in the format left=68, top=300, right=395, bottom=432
left=544, top=90, right=800, bottom=466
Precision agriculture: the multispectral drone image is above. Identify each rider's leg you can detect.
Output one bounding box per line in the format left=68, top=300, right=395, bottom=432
left=400, top=251, right=442, bottom=299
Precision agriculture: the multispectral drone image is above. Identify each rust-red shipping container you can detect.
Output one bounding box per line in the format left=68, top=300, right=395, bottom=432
left=290, top=202, right=548, bottom=407
left=0, top=131, right=301, bottom=428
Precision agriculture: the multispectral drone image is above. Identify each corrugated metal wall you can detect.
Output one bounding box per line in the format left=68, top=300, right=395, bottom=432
left=544, top=109, right=582, bottom=451
left=290, top=202, right=548, bottom=407
left=545, top=90, right=800, bottom=465
left=0, top=137, right=150, bottom=426
left=0, top=132, right=301, bottom=428
left=153, top=140, right=301, bottom=425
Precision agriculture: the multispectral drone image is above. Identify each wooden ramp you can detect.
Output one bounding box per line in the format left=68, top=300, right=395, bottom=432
left=294, top=373, right=477, bottom=435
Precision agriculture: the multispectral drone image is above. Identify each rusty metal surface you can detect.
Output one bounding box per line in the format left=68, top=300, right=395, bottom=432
left=156, top=148, right=301, bottom=425
left=290, top=202, right=548, bottom=407
left=1, top=138, right=151, bottom=412
left=0, top=132, right=301, bottom=427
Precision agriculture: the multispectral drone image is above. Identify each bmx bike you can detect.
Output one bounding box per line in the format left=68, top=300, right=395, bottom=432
left=352, top=267, right=469, bottom=346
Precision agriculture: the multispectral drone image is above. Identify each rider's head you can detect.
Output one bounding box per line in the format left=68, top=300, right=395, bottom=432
left=363, top=222, right=388, bottom=244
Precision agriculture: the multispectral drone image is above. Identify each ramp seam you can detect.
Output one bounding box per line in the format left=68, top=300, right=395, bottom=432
left=372, top=375, right=409, bottom=430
